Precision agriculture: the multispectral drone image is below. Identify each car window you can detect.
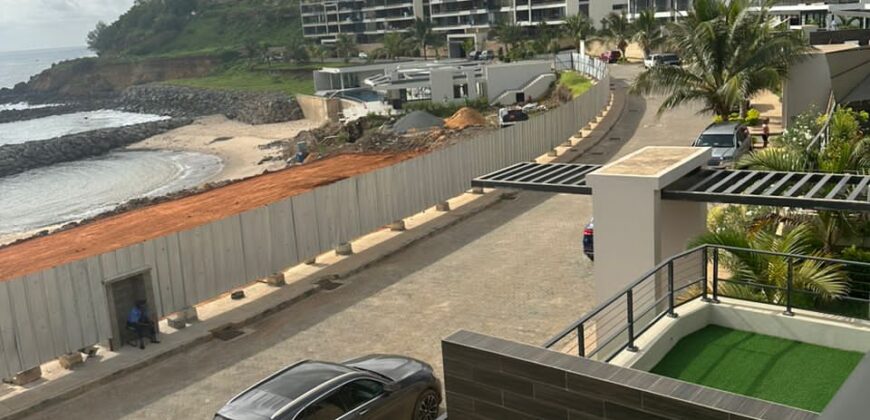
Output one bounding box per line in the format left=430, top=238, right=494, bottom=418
left=337, top=379, right=385, bottom=410
left=296, top=392, right=348, bottom=420
left=696, top=133, right=736, bottom=148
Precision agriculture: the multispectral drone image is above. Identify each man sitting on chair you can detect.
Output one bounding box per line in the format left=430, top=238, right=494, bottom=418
left=127, top=299, right=160, bottom=349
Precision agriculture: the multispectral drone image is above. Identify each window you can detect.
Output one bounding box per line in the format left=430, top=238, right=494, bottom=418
left=337, top=380, right=385, bottom=410
left=297, top=392, right=348, bottom=420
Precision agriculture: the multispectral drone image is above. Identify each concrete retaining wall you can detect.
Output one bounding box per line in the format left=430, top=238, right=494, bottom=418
left=0, top=60, right=610, bottom=381
left=295, top=94, right=340, bottom=123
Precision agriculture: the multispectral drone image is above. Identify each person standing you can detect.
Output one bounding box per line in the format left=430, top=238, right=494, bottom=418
left=127, top=299, right=160, bottom=349
left=761, top=119, right=770, bottom=148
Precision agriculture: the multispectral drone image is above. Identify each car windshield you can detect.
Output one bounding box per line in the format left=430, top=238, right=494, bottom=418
left=696, top=134, right=735, bottom=148
left=656, top=54, right=678, bottom=62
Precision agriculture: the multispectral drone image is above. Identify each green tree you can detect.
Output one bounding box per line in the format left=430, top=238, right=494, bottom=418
left=691, top=223, right=848, bottom=303
left=308, top=43, right=329, bottom=63
left=493, top=20, right=524, bottom=54
left=86, top=21, right=110, bottom=55
left=599, top=12, right=634, bottom=55
left=632, top=0, right=811, bottom=121
left=562, top=14, right=594, bottom=53
left=376, top=32, right=409, bottom=60
left=410, top=18, right=435, bottom=59
left=632, top=9, right=664, bottom=58
left=334, top=33, right=358, bottom=63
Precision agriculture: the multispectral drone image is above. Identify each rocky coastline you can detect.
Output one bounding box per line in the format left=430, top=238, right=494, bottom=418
left=0, top=118, right=191, bottom=178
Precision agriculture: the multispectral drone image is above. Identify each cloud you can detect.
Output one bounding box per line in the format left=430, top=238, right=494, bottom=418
left=0, top=0, right=134, bottom=50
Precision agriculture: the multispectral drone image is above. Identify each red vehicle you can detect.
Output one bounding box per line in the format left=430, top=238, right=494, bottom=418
left=599, top=49, right=622, bottom=64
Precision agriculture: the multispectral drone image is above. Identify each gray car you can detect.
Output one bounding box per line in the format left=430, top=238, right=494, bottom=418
left=215, top=355, right=441, bottom=420
left=692, top=122, right=751, bottom=168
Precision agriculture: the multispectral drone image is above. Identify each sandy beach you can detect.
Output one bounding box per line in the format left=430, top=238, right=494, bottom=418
left=128, top=115, right=321, bottom=182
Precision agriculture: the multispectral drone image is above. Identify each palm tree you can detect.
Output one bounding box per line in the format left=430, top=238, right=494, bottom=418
left=599, top=12, right=634, bottom=55
left=632, top=9, right=664, bottom=58
left=632, top=0, right=811, bottom=121
left=334, top=33, right=358, bottom=63
left=410, top=18, right=435, bottom=59
left=376, top=32, right=409, bottom=60
left=493, top=20, right=524, bottom=54
left=562, top=14, right=594, bottom=53
left=690, top=223, right=848, bottom=303
left=308, top=43, right=329, bottom=63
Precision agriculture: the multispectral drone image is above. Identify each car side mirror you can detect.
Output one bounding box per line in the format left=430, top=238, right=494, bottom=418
left=384, top=382, right=400, bottom=393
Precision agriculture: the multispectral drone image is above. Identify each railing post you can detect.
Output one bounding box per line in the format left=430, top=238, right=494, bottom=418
left=701, top=247, right=711, bottom=302
left=576, top=324, right=585, bottom=358
left=667, top=260, right=678, bottom=318
left=711, top=248, right=721, bottom=304
left=783, top=257, right=795, bottom=317
left=626, top=289, right=638, bottom=352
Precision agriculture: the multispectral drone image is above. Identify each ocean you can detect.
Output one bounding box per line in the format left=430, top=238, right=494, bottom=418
left=0, top=47, right=224, bottom=240
left=0, top=46, right=94, bottom=89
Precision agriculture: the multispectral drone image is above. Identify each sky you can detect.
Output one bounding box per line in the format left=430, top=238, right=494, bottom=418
left=0, top=0, right=135, bottom=52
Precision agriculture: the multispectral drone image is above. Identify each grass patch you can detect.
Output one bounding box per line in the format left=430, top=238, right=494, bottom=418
left=650, top=325, right=862, bottom=412
left=559, top=71, right=593, bottom=97
left=165, top=68, right=313, bottom=96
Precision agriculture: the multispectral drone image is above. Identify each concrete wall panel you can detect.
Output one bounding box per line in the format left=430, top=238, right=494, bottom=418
left=268, top=198, right=299, bottom=274
left=0, top=280, right=22, bottom=377
left=291, top=191, right=321, bottom=261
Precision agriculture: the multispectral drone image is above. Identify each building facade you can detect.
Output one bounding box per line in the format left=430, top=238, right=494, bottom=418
left=301, top=0, right=870, bottom=46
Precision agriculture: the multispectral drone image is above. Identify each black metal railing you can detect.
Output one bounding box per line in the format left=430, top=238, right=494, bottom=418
left=544, top=245, right=870, bottom=362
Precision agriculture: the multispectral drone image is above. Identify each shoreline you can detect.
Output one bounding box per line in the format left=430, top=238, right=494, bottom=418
left=0, top=115, right=320, bottom=246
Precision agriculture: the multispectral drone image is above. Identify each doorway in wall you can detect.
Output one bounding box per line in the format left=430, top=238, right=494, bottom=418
left=104, top=270, right=157, bottom=350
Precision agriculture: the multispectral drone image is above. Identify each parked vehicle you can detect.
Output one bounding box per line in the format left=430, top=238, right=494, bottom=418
left=498, top=107, right=529, bottom=128
left=599, top=50, right=622, bottom=64
left=692, top=122, right=751, bottom=168
left=358, top=52, right=369, bottom=60
left=469, top=50, right=481, bottom=60
left=215, top=355, right=441, bottom=420
left=479, top=50, right=494, bottom=60
left=582, top=219, right=594, bottom=261
left=643, top=53, right=681, bottom=69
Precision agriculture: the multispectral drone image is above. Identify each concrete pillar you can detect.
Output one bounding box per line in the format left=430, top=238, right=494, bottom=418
left=58, top=352, right=84, bottom=370
left=7, top=366, right=41, bottom=386
left=435, top=201, right=451, bottom=211
left=471, top=186, right=485, bottom=194
left=388, top=220, right=406, bottom=231
left=265, top=272, right=286, bottom=287
left=547, top=149, right=558, bottom=157
left=586, top=147, right=710, bottom=304
left=335, top=242, right=353, bottom=256
left=305, top=257, right=317, bottom=265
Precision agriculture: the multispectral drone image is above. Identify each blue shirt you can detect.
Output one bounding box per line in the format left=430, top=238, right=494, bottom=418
left=127, top=306, right=144, bottom=324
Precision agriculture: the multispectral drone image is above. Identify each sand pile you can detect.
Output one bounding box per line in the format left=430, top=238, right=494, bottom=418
left=392, top=111, right=444, bottom=134
left=444, top=107, right=487, bottom=130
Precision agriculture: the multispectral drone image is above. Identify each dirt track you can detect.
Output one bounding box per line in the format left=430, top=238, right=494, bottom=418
left=0, top=153, right=413, bottom=281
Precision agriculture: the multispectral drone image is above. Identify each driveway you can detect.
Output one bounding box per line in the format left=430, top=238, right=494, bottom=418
left=22, top=64, right=711, bottom=420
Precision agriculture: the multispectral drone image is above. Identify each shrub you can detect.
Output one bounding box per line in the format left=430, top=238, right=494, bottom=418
left=402, top=97, right=490, bottom=118
left=745, top=108, right=761, bottom=126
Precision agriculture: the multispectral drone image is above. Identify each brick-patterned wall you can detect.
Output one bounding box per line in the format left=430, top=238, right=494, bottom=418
left=442, top=330, right=817, bottom=420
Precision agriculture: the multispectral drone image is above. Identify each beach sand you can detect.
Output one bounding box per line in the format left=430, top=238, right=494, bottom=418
left=128, top=115, right=321, bottom=182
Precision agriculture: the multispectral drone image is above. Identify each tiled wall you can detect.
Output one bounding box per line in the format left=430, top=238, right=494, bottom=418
left=442, top=330, right=818, bottom=420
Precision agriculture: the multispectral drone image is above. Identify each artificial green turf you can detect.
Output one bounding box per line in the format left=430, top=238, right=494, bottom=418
left=650, top=325, right=863, bottom=413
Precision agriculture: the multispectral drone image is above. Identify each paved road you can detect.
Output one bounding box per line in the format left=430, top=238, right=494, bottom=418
left=24, top=64, right=709, bottom=420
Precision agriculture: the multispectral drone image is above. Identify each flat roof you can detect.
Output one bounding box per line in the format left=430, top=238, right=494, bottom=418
left=0, top=153, right=413, bottom=282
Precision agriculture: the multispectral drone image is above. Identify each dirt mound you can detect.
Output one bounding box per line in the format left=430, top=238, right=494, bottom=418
left=444, top=107, right=487, bottom=130
left=392, top=111, right=444, bottom=134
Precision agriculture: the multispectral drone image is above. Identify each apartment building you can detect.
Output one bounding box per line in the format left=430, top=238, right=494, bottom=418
left=301, top=0, right=870, bottom=45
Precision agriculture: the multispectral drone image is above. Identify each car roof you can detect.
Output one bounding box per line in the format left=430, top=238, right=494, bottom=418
left=220, top=361, right=355, bottom=420
left=703, top=122, right=742, bottom=135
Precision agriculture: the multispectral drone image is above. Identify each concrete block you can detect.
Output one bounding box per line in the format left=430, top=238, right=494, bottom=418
left=9, top=366, right=42, bottom=386
left=182, top=306, right=199, bottom=322
left=388, top=220, right=406, bottom=231
left=169, top=306, right=199, bottom=329
left=471, top=187, right=485, bottom=195
left=436, top=201, right=451, bottom=212
left=547, top=149, right=558, bottom=157
left=335, top=242, right=354, bottom=256
left=58, top=352, right=83, bottom=370
left=265, top=272, right=286, bottom=287
left=304, top=257, right=317, bottom=265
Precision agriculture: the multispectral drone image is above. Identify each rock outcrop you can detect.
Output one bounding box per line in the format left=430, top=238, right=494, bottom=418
left=121, top=84, right=303, bottom=124
left=0, top=118, right=191, bottom=178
